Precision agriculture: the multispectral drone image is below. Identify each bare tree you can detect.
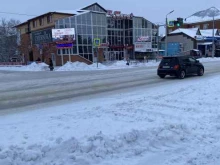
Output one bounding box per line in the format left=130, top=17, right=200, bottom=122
left=0, top=18, right=20, bottom=62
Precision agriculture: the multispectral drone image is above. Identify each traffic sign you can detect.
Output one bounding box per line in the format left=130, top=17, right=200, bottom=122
left=168, top=21, right=174, bottom=27
left=93, top=38, right=101, bottom=47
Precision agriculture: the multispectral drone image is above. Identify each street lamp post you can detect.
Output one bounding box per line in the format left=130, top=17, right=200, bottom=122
left=212, top=16, right=215, bottom=58
left=165, top=10, right=174, bottom=56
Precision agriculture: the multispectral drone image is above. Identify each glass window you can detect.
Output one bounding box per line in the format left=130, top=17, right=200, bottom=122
left=70, top=17, right=75, bottom=24
left=88, top=46, right=92, bottom=53
left=88, top=54, right=93, bottom=61
left=57, top=49, right=61, bottom=55
left=65, top=24, right=70, bottom=28
left=93, top=27, right=98, bottom=35
left=59, top=24, right=64, bottom=29
left=77, top=15, right=82, bottom=24
left=77, top=25, right=82, bottom=34
left=65, top=18, right=70, bottom=24
left=87, top=26, right=92, bottom=34
left=78, top=35, right=82, bottom=44
left=84, top=54, right=88, bottom=60
left=66, top=48, right=69, bottom=54
left=82, top=26, right=87, bottom=34
left=88, top=36, right=92, bottom=44
left=79, top=46, right=83, bottom=53
left=72, top=46, right=77, bottom=54
left=62, top=49, right=65, bottom=55
left=83, top=36, right=88, bottom=44
left=83, top=46, right=88, bottom=53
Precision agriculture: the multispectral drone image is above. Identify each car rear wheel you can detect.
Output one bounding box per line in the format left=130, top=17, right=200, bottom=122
left=179, top=70, right=186, bottom=79
left=159, top=75, right=166, bottom=78
left=197, top=67, right=204, bottom=76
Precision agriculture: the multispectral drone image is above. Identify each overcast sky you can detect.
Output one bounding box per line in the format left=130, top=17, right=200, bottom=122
left=0, top=0, right=219, bottom=33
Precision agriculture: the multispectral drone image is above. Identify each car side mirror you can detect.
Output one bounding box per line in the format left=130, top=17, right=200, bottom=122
left=195, top=60, right=199, bottom=63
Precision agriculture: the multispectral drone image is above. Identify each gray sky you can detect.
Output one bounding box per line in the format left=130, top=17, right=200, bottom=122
left=0, top=0, right=219, bottom=33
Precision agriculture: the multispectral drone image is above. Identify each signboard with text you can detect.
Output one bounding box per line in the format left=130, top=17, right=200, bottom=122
left=32, top=29, right=52, bottom=45
left=135, top=42, right=152, bottom=52
left=52, top=28, right=75, bottom=43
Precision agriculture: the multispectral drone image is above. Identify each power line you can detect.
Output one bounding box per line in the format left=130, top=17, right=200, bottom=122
left=0, top=11, right=36, bottom=17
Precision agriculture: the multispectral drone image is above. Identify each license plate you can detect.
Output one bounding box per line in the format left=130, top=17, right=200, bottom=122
left=163, top=66, right=170, bottom=68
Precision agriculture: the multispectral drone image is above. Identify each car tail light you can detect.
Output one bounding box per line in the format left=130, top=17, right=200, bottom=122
left=158, top=65, right=162, bottom=69
left=174, top=65, right=179, bottom=70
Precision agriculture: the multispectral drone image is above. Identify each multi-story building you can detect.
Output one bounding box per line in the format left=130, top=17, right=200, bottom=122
left=16, top=3, right=158, bottom=66
left=15, top=12, right=75, bottom=64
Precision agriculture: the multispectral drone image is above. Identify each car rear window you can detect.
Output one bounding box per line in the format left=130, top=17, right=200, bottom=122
left=161, top=57, right=178, bottom=65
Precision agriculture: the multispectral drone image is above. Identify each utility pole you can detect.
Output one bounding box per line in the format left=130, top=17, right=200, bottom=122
left=165, top=10, right=174, bottom=56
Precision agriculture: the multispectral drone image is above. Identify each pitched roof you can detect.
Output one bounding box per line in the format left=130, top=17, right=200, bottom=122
left=80, top=2, right=107, bottom=12
left=170, top=28, right=200, bottom=38
left=200, top=29, right=219, bottom=36
left=15, top=11, right=74, bottom=27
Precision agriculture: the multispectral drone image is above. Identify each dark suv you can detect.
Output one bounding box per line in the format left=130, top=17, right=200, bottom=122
left=157, top=55, right=204, bottom=79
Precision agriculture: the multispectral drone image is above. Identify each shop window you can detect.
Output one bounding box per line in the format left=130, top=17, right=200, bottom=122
left=32, top=20, right=37, bottom=28
left=57, top=49, right=61, bottom=55
left=39, top=17, right=44, bottom=26
left=47, top=15, right=52, bottom=23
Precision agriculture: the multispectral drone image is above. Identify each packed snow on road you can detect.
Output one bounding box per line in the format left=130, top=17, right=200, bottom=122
left=1, top=66, right=220, bottom=165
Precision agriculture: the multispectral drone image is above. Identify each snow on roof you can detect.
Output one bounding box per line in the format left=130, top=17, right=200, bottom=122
left=55, top=10, right=88, bottom=15
left=170, top=28, right=199, bottom=38
left=200, top=29, right=218, bottom=37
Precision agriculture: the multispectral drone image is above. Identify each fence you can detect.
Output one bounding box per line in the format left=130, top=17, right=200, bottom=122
left=0, top=62, right=25, bottom=66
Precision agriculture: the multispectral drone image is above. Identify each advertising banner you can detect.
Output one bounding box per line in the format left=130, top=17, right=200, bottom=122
left=135, top=42, right=152, bottom=52
left=52, top=28, right=75, bottom=43
left=137, top=36, right=151, bottom=42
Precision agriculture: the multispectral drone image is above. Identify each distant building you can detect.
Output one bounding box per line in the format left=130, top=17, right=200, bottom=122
left=161, top=28, right=220, bottom=57
left=15, top=3, right=158, bottom=66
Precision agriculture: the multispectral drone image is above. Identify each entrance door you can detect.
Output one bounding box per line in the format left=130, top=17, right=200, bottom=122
left=29, top=51, right=33, bottom=61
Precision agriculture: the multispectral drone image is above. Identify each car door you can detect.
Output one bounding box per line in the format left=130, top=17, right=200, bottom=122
left=182, top=57, right=193, bottom=74
left=188, top=57, right=198, bottom=73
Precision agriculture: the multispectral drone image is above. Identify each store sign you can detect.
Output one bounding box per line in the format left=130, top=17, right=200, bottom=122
left=32, top=29, right=52, bottom=45
left=107, top=10, right=133, bottom=19
left=137, top=36, right=151, bottom=42
left=52, top=28, right=75, bottom=43
left=99, top=43, right=109, bottom=48
left=56, top=43, right=73, bottom=48
left=135, top=42, right=152, bottom=52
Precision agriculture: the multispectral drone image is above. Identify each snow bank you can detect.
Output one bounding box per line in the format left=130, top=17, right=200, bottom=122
left=0, top=62, right=49, bottom=71
left=0, top=126, right=189, bottom=165
left=56, top=61, right=107, bottom=71
left=24, top=62, right=49, bottom=71
left=198, top=57, right=220, bottom=62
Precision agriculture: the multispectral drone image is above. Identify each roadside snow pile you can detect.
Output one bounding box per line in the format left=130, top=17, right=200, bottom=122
left=199, top=57, right=220, bottom=62
left=107, top=60, right=159, bottom=69
left=0, top=126, right=189, bottom=165
left=57, top=61, right=107, bottom=71
left=24, top=62, right=49, bottom=71
left=0, top=62, right=49, bottom=71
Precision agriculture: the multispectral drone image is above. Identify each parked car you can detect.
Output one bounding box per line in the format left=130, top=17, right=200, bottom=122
left=157, top=55, right=204, bottom=79
left=190, top=49, right=202, bottom=58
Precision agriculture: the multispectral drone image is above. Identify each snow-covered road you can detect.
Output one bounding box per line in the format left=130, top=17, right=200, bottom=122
left=1, top=61, right=220, bottom=165
left=1, top=61, right=220, bottom=111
